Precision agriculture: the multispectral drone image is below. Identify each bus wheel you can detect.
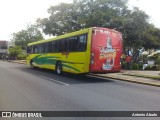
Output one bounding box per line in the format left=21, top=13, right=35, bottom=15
left=30, top=60, right=34, bottom=69
left=56, top=62, right=62, bottom=75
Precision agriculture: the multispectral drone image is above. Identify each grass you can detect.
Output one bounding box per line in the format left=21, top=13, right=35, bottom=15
left=123, top=74, right=160, bottom=80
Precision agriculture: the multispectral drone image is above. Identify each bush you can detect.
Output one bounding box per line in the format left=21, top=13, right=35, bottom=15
left=156, top=65, right=160, bottom=70
left=18, top=53, right=27, bottom=60
left=144, top=65, right=158, bottom=70
left=156, top=56, right=160, bottom=65
left=9, top=46, right=22, bottom=60
left=138, top=64, right=143, bottom=70
left=150, top=65, right=157, bottom=70
left=144, top=66, right=151, bottom=70
left=122, top=63, right=143, bottom=70
left=132, top=63, right=139, bottom=70
left=121, top=62, right=126, bottom=69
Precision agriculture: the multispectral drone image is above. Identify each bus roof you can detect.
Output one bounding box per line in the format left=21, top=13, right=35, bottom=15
left=28, top=27, right=91, bottom=46
left=27, top=27, right=121, bottom=46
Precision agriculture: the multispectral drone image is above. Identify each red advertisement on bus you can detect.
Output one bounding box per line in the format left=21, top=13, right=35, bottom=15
left=90, top=27, right=122, bottom=73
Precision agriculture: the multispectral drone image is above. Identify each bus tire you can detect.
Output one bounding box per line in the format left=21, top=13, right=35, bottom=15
left=56, top=62, right=62, bottom=75
left=30, top=60, right=34, bottom=69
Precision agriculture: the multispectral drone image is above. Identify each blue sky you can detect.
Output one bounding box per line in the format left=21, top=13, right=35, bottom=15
left=0, top=0, right=159, bottom=40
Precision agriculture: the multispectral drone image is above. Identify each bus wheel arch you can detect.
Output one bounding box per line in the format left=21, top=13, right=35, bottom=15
left=55, top=61, right=63, bottom=75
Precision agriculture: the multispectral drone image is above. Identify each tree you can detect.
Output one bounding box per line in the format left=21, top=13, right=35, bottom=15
left=9, top=46, right=22, bottom=60
left=156, top=56, right=160, bottom=67
left=11, top=24, right=44, bottom=50
left=141, top=24, right=160, bottom=49
left=122, top=7, right=150, bottom=49
left=37, top=0, right=129, bottom=36
left=38, top=0, right=160, bottom=50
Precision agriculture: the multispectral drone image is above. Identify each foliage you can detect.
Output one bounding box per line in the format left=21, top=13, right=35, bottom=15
left=37, top=0, right=160, bottom=49
left=141, top=25, right=160, bottom=49
left=155, top=56, right=160, bottom=65
left=144, top=65, right=157, bottom=71
left=144, top=66, right=150, bottom=70
left=38, top=0, right=129, bottom=36
left=122, top=62, right=143, bottom=70
left=150, top=65, right=157, bottom=70
left=9, top=46, right=22, bottom=60
left=132, top=63, right=139, bottom=70
left=122, top=8, right=150, bottom=48
left=121, top=61, right=126, bottom=69
left=18, top=53, right=27, bottom=60
left=11, top=24, right=44, bottom=50
left=138, top=64, right=143, bottom=70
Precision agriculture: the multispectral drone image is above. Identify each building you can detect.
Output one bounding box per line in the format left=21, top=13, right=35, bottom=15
left=0, top=40, right=9, bottom=59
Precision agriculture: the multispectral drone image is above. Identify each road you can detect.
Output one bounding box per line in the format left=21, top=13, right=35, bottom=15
left=0, top=60, right=160, bottom=120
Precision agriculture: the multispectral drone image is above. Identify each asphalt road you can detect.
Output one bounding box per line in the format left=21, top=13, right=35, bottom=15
left=0, top=60, right=160, bottom=120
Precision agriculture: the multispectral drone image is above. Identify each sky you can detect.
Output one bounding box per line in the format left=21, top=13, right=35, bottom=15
left=129, top=0, right=160, bottom=28
left=0, top=0, right=159, bottom=40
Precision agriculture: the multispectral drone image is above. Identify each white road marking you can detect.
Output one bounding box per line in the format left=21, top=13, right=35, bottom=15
left=40, top=76, right=69, bottom=85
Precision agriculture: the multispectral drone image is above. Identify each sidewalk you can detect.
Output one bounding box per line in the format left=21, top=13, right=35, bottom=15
left=94, top=70, right=160, bottom=87
left=7, top=60, right=26, bottom=64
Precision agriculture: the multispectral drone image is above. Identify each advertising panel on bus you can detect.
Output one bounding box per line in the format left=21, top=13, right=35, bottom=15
left=90, top=27, right=122, bottom=73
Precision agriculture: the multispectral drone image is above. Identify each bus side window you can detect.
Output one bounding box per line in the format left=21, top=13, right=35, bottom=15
left=39, top=44, right=43, bottom=54
left=27, top=46, right=30, bottom=54
left=68, top=36, right=78, bottom=52
left=52, top=40, right=59, bottom=52
left=48, top=42, right=52, bottom=53
left=78, top=34, right=87, bottom=51
left=64, top=39, right=68, bottom=52
left=37, top=45, right=40, bottom=54
left=59, top=39, right=68, bottom=52
left=41, top=44, right=44, bottom=53
left=52, top=41, right=56, bottom=52
left=44, top=43, right=48, bottom=53
left=33, top=45, right=38, bottom=54
left=30, top=46, right=33, bottom=54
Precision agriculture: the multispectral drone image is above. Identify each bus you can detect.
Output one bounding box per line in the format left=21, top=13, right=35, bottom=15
left=26, top=27, right=123, bottom=75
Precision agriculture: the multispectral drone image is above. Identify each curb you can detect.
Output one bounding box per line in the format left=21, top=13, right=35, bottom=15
left=91, top=74, right=160, bottom=87
left=122, top=73, right=160, bottom=80
left=7, top=60, right=26, bottom=64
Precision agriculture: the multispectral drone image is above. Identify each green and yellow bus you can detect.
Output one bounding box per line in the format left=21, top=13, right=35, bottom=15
left=26, top=27, right=122, bottom=75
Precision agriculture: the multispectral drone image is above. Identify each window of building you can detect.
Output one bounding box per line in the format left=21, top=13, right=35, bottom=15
left=0, top=46, right=7, bottom=49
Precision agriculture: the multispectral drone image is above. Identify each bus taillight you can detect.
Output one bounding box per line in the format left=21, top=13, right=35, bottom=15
left=91, top=53, right=95, bottom=64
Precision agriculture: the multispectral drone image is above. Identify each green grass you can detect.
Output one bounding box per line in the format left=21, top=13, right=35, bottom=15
left=123, top=74, right=160, bottom=80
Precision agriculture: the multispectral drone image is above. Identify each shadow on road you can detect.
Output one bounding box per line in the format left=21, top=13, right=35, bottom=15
left=18, top=66, right=115, bottom=85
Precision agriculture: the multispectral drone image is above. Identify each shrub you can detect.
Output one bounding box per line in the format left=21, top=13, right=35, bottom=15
left=144, top=65, right=158, bottom=70
left=144, top=66, right=151, bottom=70
left=121, top=62, right=126, bottom=69
left=18, top=53, right=27, bottom=60
left=132, top=63, right=139, bottom=70
left=156, top=56, right=160, bottom=65
left=138, top=64, right=143, bottom=70
left=150, top=65, right=157, bottom=70
left=156, top=66, right=160, bottom=70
